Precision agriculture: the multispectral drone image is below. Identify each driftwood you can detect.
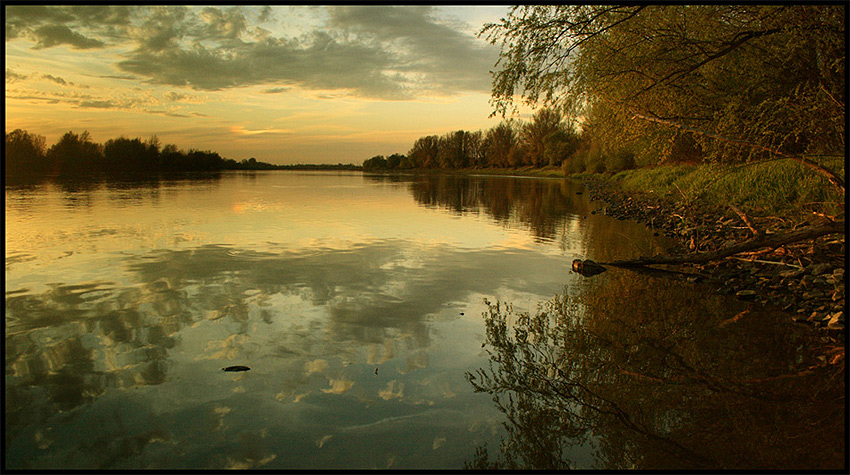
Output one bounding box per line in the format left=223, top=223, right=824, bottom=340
left=603, top=220, right=845, bottom=268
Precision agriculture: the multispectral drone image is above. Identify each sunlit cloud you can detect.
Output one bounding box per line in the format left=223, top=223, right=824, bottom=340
left=230, top=125, right=295, bottom=136
left=5, top=5, right=510, bottom=164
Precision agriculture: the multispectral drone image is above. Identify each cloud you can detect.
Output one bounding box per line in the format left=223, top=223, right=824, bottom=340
left=6, top=5, right=498, bottom=99
left=31, top=24, right=104, bottom=49
left=41, top=74, right=68, bottom=86
left=5, top=5, right=129, bottom=46
left=75, top=99, right=118, bottom=109
left=6, top=6, right=496, bottom=99
left=117, top=29, right=410, bottom=98
left=6, top=68, right=29, bottom=82
left=325, top=6, right=499, bottom=94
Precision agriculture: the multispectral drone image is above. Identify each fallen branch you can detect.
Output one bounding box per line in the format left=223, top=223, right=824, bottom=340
left=729, top=256, right=802, bottom=268
left=603, top=220, right=844, bottom=268
left=729, top=204, right=761, bottom=237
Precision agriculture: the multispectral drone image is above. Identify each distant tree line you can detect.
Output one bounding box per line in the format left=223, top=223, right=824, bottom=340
left=5, top=129, right=361, bottom=182
left=361, top=108, right=635, bottom=175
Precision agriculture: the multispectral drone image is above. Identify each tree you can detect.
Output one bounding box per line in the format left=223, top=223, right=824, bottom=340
left=465, top=130, right=486, bottom=167
left=103, top=137, right=159, bottom=175
left=521, top=108, right=564, bottom=167
left=5, top=129, right=48, bottom=180
left=481, top=5, right=845, bottom=173
left=437, top=130, right=469, bottom=169
left=386, top=153, right=405, bottom=169
left=408, top=135, right=440, bottom=168
left=362, top=155, right=388, bottom=170
left=542, top=128, right=579, bottom=168
left=484, top=121, right=520, bottom=168
left=46, top=131, right=103, bottom=177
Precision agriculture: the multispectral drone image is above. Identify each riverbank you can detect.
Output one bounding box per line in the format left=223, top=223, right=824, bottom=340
left=577, top=173, right=845, bottom=336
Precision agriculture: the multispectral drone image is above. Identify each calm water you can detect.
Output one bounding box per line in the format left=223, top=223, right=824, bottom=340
left=5, top=172, right=844, bottom=469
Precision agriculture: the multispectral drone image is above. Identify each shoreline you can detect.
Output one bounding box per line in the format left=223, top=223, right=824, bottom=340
left=577, top=176, right=845, bottom=336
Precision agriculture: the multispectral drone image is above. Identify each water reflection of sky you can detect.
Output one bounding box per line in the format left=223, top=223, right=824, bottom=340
left=9, top=172, right=654, bottom=469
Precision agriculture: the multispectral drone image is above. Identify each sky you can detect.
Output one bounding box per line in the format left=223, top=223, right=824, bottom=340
left=5, top=5, right=523, bottom=165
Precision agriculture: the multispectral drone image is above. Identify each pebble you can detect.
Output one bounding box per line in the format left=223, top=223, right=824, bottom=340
left=580, top=176, right=845, bottom=335
left=736, top=290, right=757, bottom=300
left=808, top=263, right=832, bottom=275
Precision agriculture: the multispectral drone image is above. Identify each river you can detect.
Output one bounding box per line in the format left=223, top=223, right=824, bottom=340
left=5, top=171, right=844, bottom=469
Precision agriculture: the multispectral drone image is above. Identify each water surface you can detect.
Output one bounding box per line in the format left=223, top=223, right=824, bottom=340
left=5, top=171, right=843, bottom=469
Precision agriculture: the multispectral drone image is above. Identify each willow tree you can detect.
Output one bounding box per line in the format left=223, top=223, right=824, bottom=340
left=481, top=5, right=844, bottom=190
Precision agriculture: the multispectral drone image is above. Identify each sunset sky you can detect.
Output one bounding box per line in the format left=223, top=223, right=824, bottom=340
left=5, top=5, right=522, bottom=165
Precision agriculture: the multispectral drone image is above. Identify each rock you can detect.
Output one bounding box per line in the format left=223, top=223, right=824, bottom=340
left=735, top=290, right=757, bottom=300
left=808, top=263, right=832, bottom=275
left=222, top=365, right=251, bottom=372
left=572, top=259, right=606, bottom=277
left=780, top=268, right=804, bottom=278
left=833, top=268, right=845, bottom=278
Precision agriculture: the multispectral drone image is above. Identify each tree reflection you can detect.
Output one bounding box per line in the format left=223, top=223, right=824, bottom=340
left=368, top=174, right=594, bottom=243
left=466, top=271, right=844, bottom=470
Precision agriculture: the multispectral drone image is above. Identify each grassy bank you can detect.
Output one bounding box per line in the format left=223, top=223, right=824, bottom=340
left=452, top=166, right=566, bottom=178
left=578, top=158, right=845, bottom=222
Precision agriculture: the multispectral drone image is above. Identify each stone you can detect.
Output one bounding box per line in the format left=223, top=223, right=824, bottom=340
left=808, top=263, right=832, bottom=275
left=736, top=290, right=757, bottom=300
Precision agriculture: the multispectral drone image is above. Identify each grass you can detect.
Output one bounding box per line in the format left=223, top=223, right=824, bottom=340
left=603, top=158, right=845, bottom=221
left=454, top=166, right=566, bottom=178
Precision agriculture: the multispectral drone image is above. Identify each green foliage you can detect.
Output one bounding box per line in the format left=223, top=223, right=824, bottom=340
left=481, top=5, right=845, bottom=177
left=561, top=154, right=585, bottom=175
left=522, top=108, right=565, bottom=167
left=604, top=149, right=636, bottom=174
left=612, top=160, right=845, bottom=218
